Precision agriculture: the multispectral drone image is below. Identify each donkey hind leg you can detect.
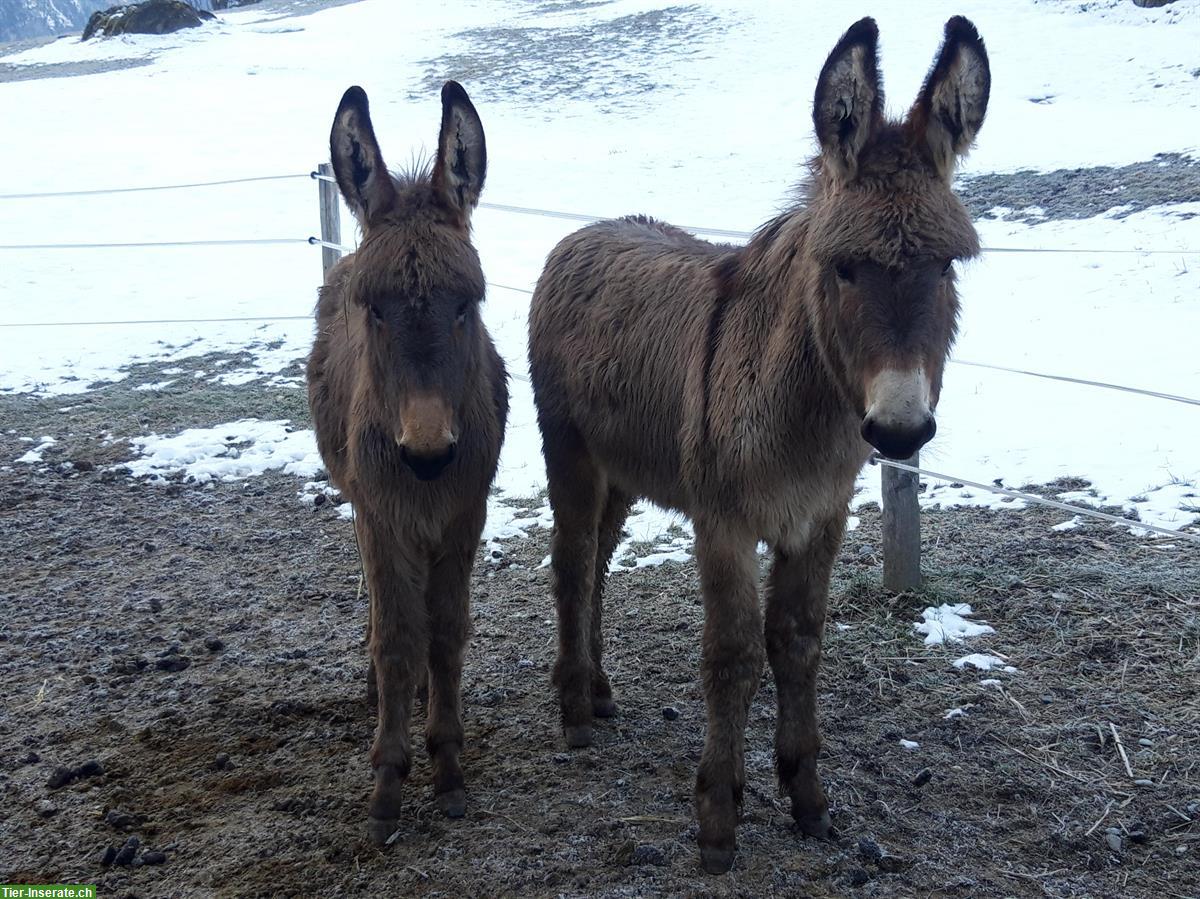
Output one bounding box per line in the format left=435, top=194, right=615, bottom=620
left=545, top=424, right=604, bottom=749
left=693, top=526, right=765, bottom=875
left=765, top=515, right=844, bottom=842
left=360, top=521, right=430, bottom=845
left=422, top=512, right=481, bottom=820
left=590, top=488, right=632, bottom=719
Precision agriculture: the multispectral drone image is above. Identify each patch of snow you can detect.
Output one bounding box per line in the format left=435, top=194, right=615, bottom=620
left=944, top=707, right=969, bottom=719
left=915, top=604, right=996, bottom=646
left=15, top=436, right=55, bottom=463
left=1052, top=515, right=1083, bottom=532
left=899, top=739, right=920, bottom=751
left=124, top=419, right=321, bottom=484
left=953, top=653, right=1017, bottom=673
left=134, top=379, right=176, bottom=392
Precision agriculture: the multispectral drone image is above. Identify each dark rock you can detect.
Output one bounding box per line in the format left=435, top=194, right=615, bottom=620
left=105, top=809, right=138, bottom=828
left=81, top=674, right=97, bottom=685
left=661, top=706, right=680, bottom=721
left=83, top=1, right=215, bottom=41
left=552, top=753, right=571, bottom=765
left=113, top=835, right=140, bottom=865
left=858, top=835, right=883, bottom=861
left=20, top=751, right=40, bottom=765
left=77, top=759, right=104, bottom=778
left=629, top=844, right=667, bottom=866
left=877, top=853, right=908, bottom=873
left=141, top=850, right=167, bottom=865
left=36, top=799, right=57, bottom=818
left=99, top=845, right=117, bottom=866
left=912, top=767, right=933, bottom=788
left=204, top=637, right=224, bottom=652
left=155, top=656, right=190, bottom=672
left=149, top=596, right=162, bottom=612
left=72, top=459, right=96, bottom=472
left=213, top=752, right=232, bottom=770
left=846, top=866, right=871, bottom=886
left=312, top=493, right=326, bottom=507
left=47, top=766, right=75, bottom=789
left=1127, top=822, right=1148, bottom=844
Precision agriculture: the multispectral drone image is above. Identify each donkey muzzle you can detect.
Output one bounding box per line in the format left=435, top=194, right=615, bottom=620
left=861, top=367, right=937, bottom=460
left=397, top=392, right=458, bottom=481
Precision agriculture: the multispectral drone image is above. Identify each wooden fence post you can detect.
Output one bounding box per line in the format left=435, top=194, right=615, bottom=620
left=317, top=162, right=342, bottom=277
left=882, top=452, right=922, bottom=591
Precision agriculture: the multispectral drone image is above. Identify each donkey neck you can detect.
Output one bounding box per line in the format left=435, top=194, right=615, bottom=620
left=727, top=211, right=859, bottom=428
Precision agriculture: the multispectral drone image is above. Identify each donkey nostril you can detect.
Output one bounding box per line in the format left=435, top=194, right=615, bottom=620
left=860, top=417, right=880, bottom=448
left=919, top=415, right=937, bottom=445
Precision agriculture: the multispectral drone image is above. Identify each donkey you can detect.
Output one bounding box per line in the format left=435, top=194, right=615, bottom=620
left=528, top=17, right=989, bottom=873
left=306, top=81, right=507, bottom=843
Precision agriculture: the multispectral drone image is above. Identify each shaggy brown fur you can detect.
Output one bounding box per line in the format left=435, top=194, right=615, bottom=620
left=528, top=17, right=989, bottom=874
left=307, top=82, right=507, bottom=843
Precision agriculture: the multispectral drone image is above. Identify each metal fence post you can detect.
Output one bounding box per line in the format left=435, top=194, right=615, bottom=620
left=882, top=452, right=922, bottom=591
left=317, top=162, right=342, bottom=277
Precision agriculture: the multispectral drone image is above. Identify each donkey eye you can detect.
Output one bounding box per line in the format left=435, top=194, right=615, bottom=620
left=834, top=263, right=855, bottom=283
left=941, top=259, right=954, bottom=276
left=368, top=303, right=384, bottom=323
left=455, top=302, right=470, bottom=325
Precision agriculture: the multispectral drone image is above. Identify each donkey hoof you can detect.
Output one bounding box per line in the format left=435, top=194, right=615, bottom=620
left=592, top=696, right=617, bottom=718
left=367, top=816, right=399, bottom=846
left=564, top=724, right=593, bottom=748
left=795, top=808, right=835, bottom=841
left=436, top=788, right=466, bottom=819
left=699, top=844, right=736, bottom=875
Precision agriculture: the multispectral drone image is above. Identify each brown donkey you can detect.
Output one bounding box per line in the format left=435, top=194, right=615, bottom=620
left=307, top=82, right=507, bottom=843
left=529, top=17, right=989, bottom=873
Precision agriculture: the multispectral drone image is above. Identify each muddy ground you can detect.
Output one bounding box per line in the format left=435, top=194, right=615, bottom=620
left=1, top=359, right=1198, bottom=899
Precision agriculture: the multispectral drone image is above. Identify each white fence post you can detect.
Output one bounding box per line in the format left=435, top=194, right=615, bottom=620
left=317, top=162, right=342, bottom=277
left=882, top=453, right=922, bottom=591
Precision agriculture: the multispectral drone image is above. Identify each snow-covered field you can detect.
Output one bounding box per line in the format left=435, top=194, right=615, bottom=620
left=2, top=0, right=1198, bottom=551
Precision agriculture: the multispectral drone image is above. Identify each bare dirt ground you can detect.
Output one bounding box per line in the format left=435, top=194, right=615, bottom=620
left=1, top=361, right=1198, bottom=899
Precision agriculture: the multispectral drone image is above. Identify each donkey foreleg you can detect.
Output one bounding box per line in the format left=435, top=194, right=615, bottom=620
left=423, top=510, right=482, bottom=820
left=764, top=515, right=845, bottom=842
left=360, top=519, right=430, bottom=845
left=694, top=526, right=765, bottom=874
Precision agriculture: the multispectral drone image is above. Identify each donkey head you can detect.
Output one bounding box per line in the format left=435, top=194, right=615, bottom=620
left=330, top=81, right=487, bottom=481
left=807, top=17, right=989, bottom=460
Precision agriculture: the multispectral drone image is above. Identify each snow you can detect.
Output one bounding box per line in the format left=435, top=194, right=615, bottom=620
left=915, top=604, right=996, bottom=647
left=14, top=436, right=55, bottom=463
left=899, top=739, right=920, bottom=751
left=3, top=0, right=1200, bottom=553
left=123, top=420, right=321, bottom=484
left=953, top=653, right=1018, bottom=673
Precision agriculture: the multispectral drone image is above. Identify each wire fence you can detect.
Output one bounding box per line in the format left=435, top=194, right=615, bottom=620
left=1, top=167, right=1197, bottom=545
left=870, top=456, right=1200, bottom=545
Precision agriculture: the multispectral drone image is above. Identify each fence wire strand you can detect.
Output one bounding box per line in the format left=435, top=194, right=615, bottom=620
left=0, top=173, right=312, bottom=201
left=870, top=456, right=1200, bottom=544
left=950, top=359, right=1200, bottom=407
left=0, top=238, right=310, bottom=250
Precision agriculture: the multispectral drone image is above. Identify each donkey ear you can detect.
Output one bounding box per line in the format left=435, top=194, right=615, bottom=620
left=330, top=86, right=397, bottom=228
left=910, top=17, right=990, bottom=180
left=432, top=80, right=487, bottom=223
left=813, top=17, right=883, bottom=183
